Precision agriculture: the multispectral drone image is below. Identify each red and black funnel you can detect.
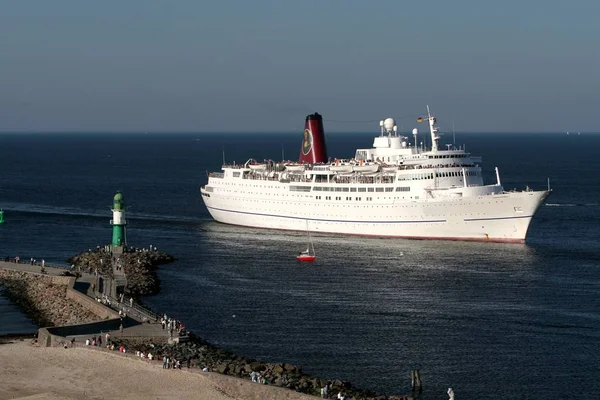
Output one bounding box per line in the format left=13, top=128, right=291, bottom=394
left=299, top=112, right=328, bottom=164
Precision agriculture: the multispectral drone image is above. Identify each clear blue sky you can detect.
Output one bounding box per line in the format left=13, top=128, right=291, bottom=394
left=1, top=0, right=598, bottom=132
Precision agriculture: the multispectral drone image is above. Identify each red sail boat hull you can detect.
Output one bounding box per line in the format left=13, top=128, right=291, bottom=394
left=296, top=254, right=316, bottom=262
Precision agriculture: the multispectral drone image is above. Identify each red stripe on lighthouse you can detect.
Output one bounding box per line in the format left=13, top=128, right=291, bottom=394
left=299, top=113, right=328, bottom=164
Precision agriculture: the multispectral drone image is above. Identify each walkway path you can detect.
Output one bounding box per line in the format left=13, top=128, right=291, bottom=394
left=0, top=261, right=170, bottom=343
left=0, top=260, right=75, bottom=276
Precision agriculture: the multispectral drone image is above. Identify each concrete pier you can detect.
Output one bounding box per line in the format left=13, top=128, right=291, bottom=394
left=0, top=260, right=170, bottom=347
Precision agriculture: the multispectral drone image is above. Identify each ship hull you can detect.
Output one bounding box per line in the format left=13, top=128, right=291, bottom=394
left=201, top=186, right=550, bottom=243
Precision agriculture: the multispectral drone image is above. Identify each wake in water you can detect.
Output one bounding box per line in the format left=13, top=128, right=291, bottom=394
left=0, top=202, right=208, bottom=224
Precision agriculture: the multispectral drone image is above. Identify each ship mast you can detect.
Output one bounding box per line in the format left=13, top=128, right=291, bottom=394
left=427, top=106, right=441, bottom=152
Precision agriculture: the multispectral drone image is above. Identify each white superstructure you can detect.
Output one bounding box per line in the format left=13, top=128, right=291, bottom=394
left=200, top=108, right=550, bottom=243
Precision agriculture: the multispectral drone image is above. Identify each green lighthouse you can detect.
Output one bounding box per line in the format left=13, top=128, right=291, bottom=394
left=111, top=191, right=127, bottom=250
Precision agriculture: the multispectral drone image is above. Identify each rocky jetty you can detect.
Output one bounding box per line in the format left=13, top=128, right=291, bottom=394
left=0, top=270, right=98, bottom=327
left=112, top=334, right=407, bottom=400
left=67, top=247, right=175, bottom=297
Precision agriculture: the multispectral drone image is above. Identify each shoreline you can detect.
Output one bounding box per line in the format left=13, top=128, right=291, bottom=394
left=0, top=340, right=319, bottom=400
left=0, top=261, right=412, bottom=400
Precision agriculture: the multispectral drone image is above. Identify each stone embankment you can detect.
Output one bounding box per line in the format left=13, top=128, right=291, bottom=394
left=112, top=335, right=406, bottom=400
left=0, top=270, right=98, bottom=327
left=67, top=247, right=175, bottom=297
left=1, top=260, right=410, bottom=399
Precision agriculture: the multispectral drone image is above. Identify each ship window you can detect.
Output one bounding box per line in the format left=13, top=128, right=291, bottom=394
left=358, top=188, right=366, bottom=192
left=350, top=188, right=357, bottom=192
left=368, top=188, right=374, bottom=192
left=289, top=185, right=311, bottom=192
left=385, top=187, right=393, bottom=192
left=232, top=172, right=240, bottom=177
left=342, top=188, right=349, bottom=192
left=376, top=188, right=384, bottom=192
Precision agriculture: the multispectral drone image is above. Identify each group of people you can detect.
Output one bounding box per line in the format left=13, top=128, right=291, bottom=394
left=160, top=314, right=186, bottom=338
left=96, top=294, right=112, bottom=307
left=162, top=355, right=182, bottom=370
left=84, top=333, right=106, bottom=347
left=4, top=256, right=45, bottom=266
left=319, top=384, right=351, bottom=400
left=249, top=371, right=267, bottom=384
left=135, top=350, right=154, bottom=360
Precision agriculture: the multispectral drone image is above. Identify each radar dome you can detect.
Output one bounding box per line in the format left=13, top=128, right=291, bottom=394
left=383, top=118, right=395, bottom=131
left=412, top=128, right=418, bottom=135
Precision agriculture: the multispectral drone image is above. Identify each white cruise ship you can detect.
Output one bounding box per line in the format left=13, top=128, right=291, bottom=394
left=201, top=108, right=551, bottom=243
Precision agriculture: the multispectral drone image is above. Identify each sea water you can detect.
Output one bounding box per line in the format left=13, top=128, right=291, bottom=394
left=0, top=132, right=599, bottom=399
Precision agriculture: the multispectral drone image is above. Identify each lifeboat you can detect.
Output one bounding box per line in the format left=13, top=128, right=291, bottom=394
left=382, top=165, right=398, bottom=173
left=284, top=164, right=306, bottom=172
left=248, top=163, right=267, bottom=171
left=330, top=164, right=354, bottom=173
left=352, top=164, right=380, bottom=173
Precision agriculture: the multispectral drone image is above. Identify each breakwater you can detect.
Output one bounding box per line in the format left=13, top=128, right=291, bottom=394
left=0, top=269, right=98, bottom=327
left=67, top=247, right=175, bottom=297
left=110, top=335, right=399, bottom=399
left=0, top=263, right=410, bottom=399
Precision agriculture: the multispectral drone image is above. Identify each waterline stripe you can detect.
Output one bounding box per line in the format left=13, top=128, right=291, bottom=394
left=206, top=206, right=446, bottom=224
left=463, top=215, right=533, bottom=222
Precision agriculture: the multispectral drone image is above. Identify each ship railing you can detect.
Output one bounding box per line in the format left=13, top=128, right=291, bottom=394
left=222, top=164, right=244, bottom=169
left=242, top=174, right=280, bottom=181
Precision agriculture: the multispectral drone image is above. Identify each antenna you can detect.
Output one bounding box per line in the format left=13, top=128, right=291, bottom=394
left=452, top=119, right=456, bottom=145
left=222, top=145, right=226, bottom=165
left=281, top=143, right=285, bottom=161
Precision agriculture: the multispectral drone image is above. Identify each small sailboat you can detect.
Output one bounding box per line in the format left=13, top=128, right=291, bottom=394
left=297, top=221, right=316, bottom=262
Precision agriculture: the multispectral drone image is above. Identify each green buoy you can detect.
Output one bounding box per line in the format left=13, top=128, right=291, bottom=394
left=0, top=209, right=4, bottom=224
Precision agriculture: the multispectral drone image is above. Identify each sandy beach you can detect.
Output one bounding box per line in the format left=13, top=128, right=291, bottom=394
left=0, top=340, right=317, bottom=400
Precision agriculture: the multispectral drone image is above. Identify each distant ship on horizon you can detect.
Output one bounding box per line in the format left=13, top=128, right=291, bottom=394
left=200, top=108, right=551, bottom=243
